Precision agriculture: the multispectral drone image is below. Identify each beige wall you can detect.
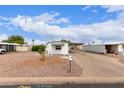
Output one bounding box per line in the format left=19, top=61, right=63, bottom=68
left=16, top=46, right=31, bottom=52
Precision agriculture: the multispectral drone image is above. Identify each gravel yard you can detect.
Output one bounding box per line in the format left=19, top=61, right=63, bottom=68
left=119, top=56, right=124, bottom=63
left=0, top=52, right=82, bottom=77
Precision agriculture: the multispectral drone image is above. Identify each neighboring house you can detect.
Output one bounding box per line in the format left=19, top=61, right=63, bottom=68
left=0, top=42, right=20, bottom=52
left=84, top=42, right=124, bottom=55
left=46, top=41, right=69, bottom=55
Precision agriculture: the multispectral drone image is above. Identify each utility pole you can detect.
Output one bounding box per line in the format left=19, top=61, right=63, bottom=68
left=32, top=39, right=34, bottom=46
left=82, top=40, right=85, bottom=55
left=83, top=43, right=85, bottom=55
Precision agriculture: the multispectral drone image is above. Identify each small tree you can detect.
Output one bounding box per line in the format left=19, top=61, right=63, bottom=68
left=61, top=39, right=71, bottom=44
left=38, top=45, right=46, bottom=61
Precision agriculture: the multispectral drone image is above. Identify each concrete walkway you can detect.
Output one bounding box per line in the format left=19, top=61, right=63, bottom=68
left=72, top=52, right=124, bottom=77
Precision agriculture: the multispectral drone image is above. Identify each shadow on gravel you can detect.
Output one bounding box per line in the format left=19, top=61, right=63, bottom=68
left=1, top=84, right=124, bottom=88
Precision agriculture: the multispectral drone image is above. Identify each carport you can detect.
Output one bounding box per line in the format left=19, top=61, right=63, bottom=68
left=85, top=42, right=124, bottom=55
left=0, top=42, right=20, bottom=52
left=105, top=45, right=118, bottom=54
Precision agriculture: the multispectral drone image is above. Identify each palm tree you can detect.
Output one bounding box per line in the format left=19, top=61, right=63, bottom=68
left=32, top=39, right=34, bottom=46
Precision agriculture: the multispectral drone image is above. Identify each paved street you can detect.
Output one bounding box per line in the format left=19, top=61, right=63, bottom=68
left=72, top=52, right=124, bottom=77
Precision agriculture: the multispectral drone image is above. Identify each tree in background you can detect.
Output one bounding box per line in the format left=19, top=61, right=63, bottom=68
left=2, top=35, right=24, bottom=44
left=38, top=45, right=46, bottom=61
left=61, top=39, right=71, bottom=44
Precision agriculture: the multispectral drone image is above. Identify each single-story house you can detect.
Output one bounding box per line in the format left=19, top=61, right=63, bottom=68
left=0, top=42, right=21, bottom=52
left=46, top=41, right=69, bottom=55
left=84, top=42, right=124, bottom=55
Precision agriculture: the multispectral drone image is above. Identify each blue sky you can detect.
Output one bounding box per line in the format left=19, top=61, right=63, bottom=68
left=0, top=5, right=124, bottom=44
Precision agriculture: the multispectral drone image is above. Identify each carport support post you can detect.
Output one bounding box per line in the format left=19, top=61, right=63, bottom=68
left=7, top=45, right=9, bottom=52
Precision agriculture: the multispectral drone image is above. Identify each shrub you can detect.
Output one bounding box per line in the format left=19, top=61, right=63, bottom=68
left=39, top=45, right=45, bottom=53
left=32, top=45, right=41, bottom=51
left=38, top=45, right=46, bottom=61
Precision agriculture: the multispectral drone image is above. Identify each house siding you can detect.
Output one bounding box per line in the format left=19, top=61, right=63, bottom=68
left=85, top=45, right=106, bottom=54
left=46, top=42, right=69, bottom=55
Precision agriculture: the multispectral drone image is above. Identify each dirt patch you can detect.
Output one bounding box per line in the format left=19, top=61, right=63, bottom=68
left=118, top=56, right=124, bottom=63
left=20, top=56, right=65, bottom=67
left=0, top=52, right=82, bottom=77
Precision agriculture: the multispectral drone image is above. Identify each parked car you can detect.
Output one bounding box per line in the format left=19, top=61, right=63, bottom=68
left=0, top=49, right=6, bottom=54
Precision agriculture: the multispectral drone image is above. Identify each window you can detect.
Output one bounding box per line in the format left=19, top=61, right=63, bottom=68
left=55, top=46, right=61, bottom=50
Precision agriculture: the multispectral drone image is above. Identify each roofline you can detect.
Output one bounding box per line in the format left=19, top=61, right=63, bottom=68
left=46, top=41, right=67, bottom=45
left=47, top=41, right=85, bottom=45
left=70, top=42, right=85, bottom=45
left=0, top=42, right=21, bottom=45
left=85, top=42, right=124, bottom=46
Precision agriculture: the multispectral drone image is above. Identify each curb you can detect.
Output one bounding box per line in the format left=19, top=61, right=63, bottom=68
left=0, top=77, right=124, bottom=85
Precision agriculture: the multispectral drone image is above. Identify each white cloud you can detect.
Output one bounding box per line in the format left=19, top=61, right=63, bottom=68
left=0, top=34, right=8, bottom=41
left=0, top=16, right=11, bottom=21
left=101, top=5, right=124, bottom=13
left=82, top=5, right=91, bottom=11
left=1, top=10, right=124, bottom=43
left=34, top=12, right=70, bottom=24
left=55, top=18, right=70, bottom=24
left=10, top=14, right=73, bottom=38
left=9, top=12, right=124, bottom=43
left=34, top=12, right=59, bottom=24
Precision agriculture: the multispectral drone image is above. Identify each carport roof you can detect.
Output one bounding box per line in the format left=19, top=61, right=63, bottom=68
left=86, top=42, right=124, bottom=46
left=69, top=42, right=84, bottom=45
left=0, top=42, right=21, bottom=45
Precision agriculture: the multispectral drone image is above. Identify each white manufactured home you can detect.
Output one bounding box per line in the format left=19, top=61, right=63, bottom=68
left=46, top=41, right=69, bottom=55
left=84, top=42, right=124, bottom=55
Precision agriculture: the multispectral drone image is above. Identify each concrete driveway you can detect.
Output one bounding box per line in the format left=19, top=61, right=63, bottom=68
left=72, top=52, right=124, bottom=77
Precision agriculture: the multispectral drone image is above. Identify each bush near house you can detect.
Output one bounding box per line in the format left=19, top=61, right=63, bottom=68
left=32, top=45, right=46, bottom=61
left=32, top=45, right=41, bottom=51
left=38, top=45, right=46, bottom=61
